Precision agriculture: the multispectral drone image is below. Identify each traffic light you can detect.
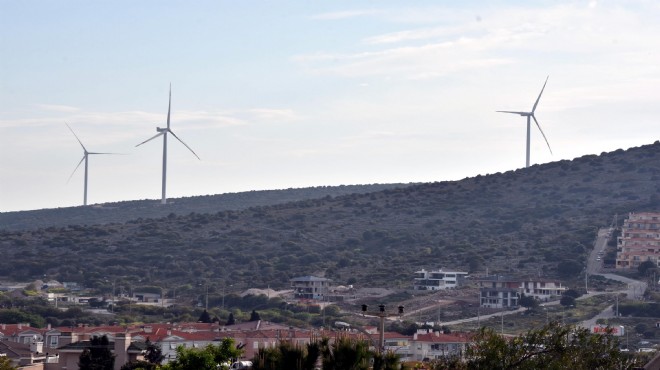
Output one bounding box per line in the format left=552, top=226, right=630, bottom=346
left=379, top=304, right=385, bottom=312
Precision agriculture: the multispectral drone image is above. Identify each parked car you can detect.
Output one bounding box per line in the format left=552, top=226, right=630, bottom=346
left=231, top=361, right=253, bottom=369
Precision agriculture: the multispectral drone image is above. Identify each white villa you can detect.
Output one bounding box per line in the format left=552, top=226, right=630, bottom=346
left=413, top=269, right=468, bottom=291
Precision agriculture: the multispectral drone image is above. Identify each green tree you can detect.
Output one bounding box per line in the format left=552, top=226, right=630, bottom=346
left=431, top=322, right=640, bottom=369
left=209, top=338, right=244, bottom=366
left=557, top=261, right=582, bottom=278
left=638, top=260, right=656, bottom=275
left=252, top=341, right=320, bottom=370
left=120, top=361, right=157, bottom=370
left=518, top=294, right=538, bottom=310
left=144, top=338, right=165, bottom=364
left=161, top=345, right=215, bottom=370
left=320, top=337, right=371, bottom=370
left=560, top=295, right=576, bottom=307
left=162, top=338, right=243, bottom=370
left=0, top=356, right=17, bottom=370
left=250, top=310, right=261, bottom=322
left=198, top=309, right=211, bottom=323
left=0, top=309, right=46, bottom=327
left=252, top=346, right=282, bottom=370
left=563, top=289, right=582, bottom=298
left=226, top=313, right=236, bottom=325
left=372, top=351, right=400, bottom=370
left=78, top=335, right=115, bottom=370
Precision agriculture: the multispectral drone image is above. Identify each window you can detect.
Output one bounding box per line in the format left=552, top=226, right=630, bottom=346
left=50, top=336, right=58, bottom=348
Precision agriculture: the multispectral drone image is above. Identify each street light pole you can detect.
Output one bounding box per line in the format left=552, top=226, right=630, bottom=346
left=361, top=304, right=404, bottom=353
left=222, top=284, right=232, bottom=310
left=111, top=280, right=115, bottom=313
left=615, top=294, right=619, bottom=317
left=501, top=309, right=504, bottom=335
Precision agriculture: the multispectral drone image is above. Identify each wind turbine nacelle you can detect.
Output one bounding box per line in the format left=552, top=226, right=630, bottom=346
left=157, top=127, right=167, bottom=133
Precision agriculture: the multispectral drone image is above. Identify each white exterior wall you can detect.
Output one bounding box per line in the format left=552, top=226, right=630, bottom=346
left=520, top=281, right=566, bottom=301
left=409, top=341, right=466, bottom=361
left=413, top=269, right=467, bottom=291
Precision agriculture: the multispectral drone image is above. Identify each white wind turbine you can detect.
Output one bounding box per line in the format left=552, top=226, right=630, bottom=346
left=136, top=84, right=200, bottom=205
left=497, top=76, right=553, bottom=168
left=66, top=123, right=117, bottom=206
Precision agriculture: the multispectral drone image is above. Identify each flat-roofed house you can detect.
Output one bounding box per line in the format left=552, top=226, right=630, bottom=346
left=413, top=269, right=468, bottom=291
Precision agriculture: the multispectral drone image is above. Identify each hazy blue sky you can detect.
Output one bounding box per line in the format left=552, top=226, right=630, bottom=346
left=1, top=0, right=659, bottom=212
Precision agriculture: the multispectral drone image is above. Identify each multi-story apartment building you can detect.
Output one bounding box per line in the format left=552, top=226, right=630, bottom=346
left=478, top=276, right=567, bottom=308
left=616, top=212, right=660, bottom=269
left=412, top=269, right=468, bottom=291
left=478, top=276, right=520, bottom=309
left=290, top=276, right=331, bottom=300
left=520, top=279, right=566, bottom=301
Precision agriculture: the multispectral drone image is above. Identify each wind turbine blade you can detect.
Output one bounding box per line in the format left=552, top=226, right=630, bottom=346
left=496, top=110, right=528, bottom=115
left=167, top=83, right=171, bottom=129
left=88, top=152, right=122, bottom=155
left=67, top=156, right=86, bottom=183
left=135, top=132, right=165, bottom=147
left=168, top=130, right=201, bottom=160
left=532, top=115, right=553, bottom=154
left=65, top=122, right=88, bottom=152
left=531, top=76, right=549, bottom=113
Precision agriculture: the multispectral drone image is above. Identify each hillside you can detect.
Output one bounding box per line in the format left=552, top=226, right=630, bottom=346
left=1, top=142, right=659, bottom=296
left=0, top=184, right=408, bottom=231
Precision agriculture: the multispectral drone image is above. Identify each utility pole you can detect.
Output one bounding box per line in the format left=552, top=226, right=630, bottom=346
left=615, top=294, right=619, bottom=317
left=361, top=304, right=404, bottom=352
left=111, top=280, right=115, bottom=313
left=500, top=291, right=506, bottom=335
left=585, top=271, right=588, bottom=294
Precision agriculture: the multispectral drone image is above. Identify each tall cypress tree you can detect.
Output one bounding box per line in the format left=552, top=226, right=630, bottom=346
left=198, top=309, right=212, bottom=323
left=78, top=335, right=115, bottom=370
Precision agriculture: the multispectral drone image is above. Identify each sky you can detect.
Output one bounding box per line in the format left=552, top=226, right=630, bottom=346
left=1, top=0, right=659, bottom=212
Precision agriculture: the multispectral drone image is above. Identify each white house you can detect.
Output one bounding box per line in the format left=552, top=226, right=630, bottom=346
left=520, top=280, right=566, bottom=301
left=413, top=269, right=468, bottom=291
left=409, top=330, right=469, bottom=361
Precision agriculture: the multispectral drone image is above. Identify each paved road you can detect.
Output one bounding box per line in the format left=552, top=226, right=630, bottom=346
left=586, top=227, right=647, bottom=299
left=439, top=227, right=647, bottom=330
left=439, top=307, right=526, bottom=326
left=586, top=227, right=609, bottom=275
left=579, top=227, right=647, bottom=328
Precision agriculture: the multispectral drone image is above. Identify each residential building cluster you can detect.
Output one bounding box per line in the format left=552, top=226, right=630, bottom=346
left=478, top=276, right=566, bottom=308
left=409, top=268, right=567, bottom=309
left=616, top=212, right=660, bottom=269
left=0, top=321, right=471, bottom=369
left=0, top=272, right=574, bottom=369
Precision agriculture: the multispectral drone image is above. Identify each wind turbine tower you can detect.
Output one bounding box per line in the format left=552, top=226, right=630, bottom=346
left=66, top=123, right=116, bottom=206
left=136, top=85, right=200, bottom=204
left=497, top=76, right=553, bottom=168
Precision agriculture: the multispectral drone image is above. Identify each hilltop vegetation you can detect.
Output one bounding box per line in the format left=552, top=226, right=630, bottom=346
left=1, top=142, right=659, bottom=295
left=0, top=184, right=408, bottom=231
